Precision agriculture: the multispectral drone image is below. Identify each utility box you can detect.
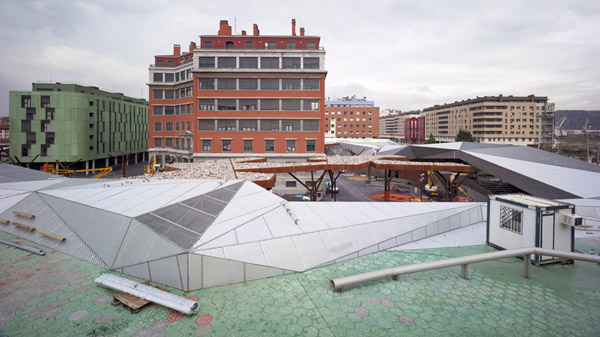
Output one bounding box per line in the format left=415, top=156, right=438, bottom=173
left=486, top=194, right=580, bottom=265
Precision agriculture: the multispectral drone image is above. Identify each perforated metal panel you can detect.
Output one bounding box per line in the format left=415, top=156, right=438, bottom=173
left=41, top=193, right=132, bottom=268
left=177, top=254, right=189, bottom=291
left=112, top=219, right=184, bottom=269
left=136, top=213, right=200, bottom=249
left=321, top=228, right=356, bottom=260
left=122, top=263, right=151, bottom=280
left=235, top=217, right=272, bottom=244
left=293, top=232, right=331, bottom=269
left=202, top=255, right=244, bottom=288
left=425, top=222, right=440, bottom=237
left=182, top=195, right=227, bottom=216
left=149, top=256, right=182, bottom=289
left=261, top=237, right=305, bottom=271
left=345, top=225, right=376, bottom=252
left=224, top=241, right=268, bottom=266
left=188, top=254, right=203, bottom=290
left=244, top=263, right=284, bottom=282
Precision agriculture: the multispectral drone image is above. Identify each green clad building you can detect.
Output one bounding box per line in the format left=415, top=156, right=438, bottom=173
left=9, top=83, right=149, bottom=169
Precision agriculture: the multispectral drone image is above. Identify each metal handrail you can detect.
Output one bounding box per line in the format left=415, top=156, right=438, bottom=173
left=330, top=247, right=600, bottom=292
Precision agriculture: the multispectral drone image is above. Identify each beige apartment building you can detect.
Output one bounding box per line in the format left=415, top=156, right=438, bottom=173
left=423, top=95, right=554, bottom=148
left=379, top=111, right=421, bottom=143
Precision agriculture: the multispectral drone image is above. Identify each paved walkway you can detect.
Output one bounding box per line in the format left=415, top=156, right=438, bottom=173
left=1, top=231, right=599, bottom=336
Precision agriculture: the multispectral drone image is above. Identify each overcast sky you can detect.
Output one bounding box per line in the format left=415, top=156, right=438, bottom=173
left=1, top=0, right=599, bottom=115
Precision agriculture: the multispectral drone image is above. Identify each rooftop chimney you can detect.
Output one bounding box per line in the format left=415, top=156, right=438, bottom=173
left=300, top=27, right=305, bottom=36
left=189, top=41, right=196, bottom=52
left=173, top=44, right=181, bottom=56
left=241, top=30, right=247, bottom=36
left=292, top=19, right=296, bottom=36
left=218, top=20, right=229, bottom=35
left=253, top=24, right=260, bottom=36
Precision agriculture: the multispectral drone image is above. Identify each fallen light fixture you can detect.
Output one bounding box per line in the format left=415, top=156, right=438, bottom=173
left=94, top=274, right=199, bottom=315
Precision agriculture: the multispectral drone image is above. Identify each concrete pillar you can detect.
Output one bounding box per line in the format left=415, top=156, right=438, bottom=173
left=105, top=158, right=109, bottom=167
left=85, top=161, right=89, bottom=176
left=134, top=153, right=138, bottom=164
left=92, top=160, right=95, bottom=169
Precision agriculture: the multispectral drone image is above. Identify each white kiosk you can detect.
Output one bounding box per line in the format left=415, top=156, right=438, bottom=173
left=487, top=194, right=582, bottom=265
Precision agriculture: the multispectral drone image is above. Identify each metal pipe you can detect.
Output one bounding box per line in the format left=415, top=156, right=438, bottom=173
left=0, top=239, right=45, bottom=256
left=330, top=247, right=600, bottom=291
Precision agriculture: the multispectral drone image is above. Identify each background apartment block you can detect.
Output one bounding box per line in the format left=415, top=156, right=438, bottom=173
left=379, top=111, right=423, bottom=143
left=0, top=117, right=9, bottom=147
left=324, top=96, right=379, bottom=138
left=9, top=83, right=148, bottom=168
left=423, top=95, right=554, bottom=148
left=148, top=19, right=327, bottom=161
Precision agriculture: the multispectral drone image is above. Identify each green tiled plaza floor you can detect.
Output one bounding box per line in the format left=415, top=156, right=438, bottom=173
left=1, top=230, right=599, bottom=336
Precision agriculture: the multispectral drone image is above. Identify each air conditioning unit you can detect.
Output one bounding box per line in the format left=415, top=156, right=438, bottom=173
left=560, top=213, right=583, bottom=227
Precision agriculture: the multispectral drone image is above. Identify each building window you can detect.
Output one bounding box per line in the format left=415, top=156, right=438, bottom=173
left=303, top=99, right=319, bottom=111
left=265, top=139, right=275, bottom=152
left=164, top=90, right=174, bottom=99
left=239, top=78, right=258, bottom=90
left=198, top=78, right=215, bottom=90
left=154, top=122, right=162, bottom=132
left=261, top=99, right=279, bottom=111
left=243, top=140, right=253, bottom=152
left=21, top=95, right=31, bottom=108
left=303, top=58, right=319, bottom=69
left=198, top=99, right=215, bottom=111
left=167, top=60, right=175, bottom=67
left=165, top=122, right=173, bottom=132
left=165, top=138, right=173, bottom=148
left=217, top=120, right=236, bottom=131
left=303, top=79, right=319, bottom=90
left=286, top=140, right=296, bottom=153
left=40, top=144, right=50, bottom=157
left=282, top=99, right=301, bottom=111
left=217, top=99, right=236, bottom=111
left=239, top=119, right=257, bottom=131
left=202, top=140, right=211, bottom=152
left=45, top=132, right=54, bottom=144
left=222, top=140, right=232, bottom=152
left=285, top=181, right=296, bottom=188
left=41, top=96, right=51, bottom=108
left=154, top=138, right=162, bottom=147
left=282, top=79, right=301, bottom=90
left=199, top=57, right=215, bottom=68
left=306, top=140, right=316, bottom=152
left=261, top=119, right=279, bottom=131
left=267, top=41, right=276, bottom=49
left=21, top=120, right=31, bottom=132
left=164, top=73, right=174, bottom=82
left=41, top=120, right=50, bottom=132
left=218, top=57, right=236, bottom=68
left=225, top=41, right=234, bottom=49
left=198, top=119, right=215, bottom=131
left=261, top=57, right=279, bottom=69
left=245, top=41, right=254, bottom=49
left=240, top=99, right=258, bottom=110
left=283, top=120, right=300, bottom=131
left=164, top=106, right=175, bottom=115
left=26, top=108, right=36, bottom=120
left=303, top=120, right=319, bottom=131
left=239, top=57, right=258, bottom=68
left=286, top=41, right=296, bottom=49
left=153, top=106, right=164, bottom=115
left=282, top=57, right=301, bottom=69
left=260, top=78, right=279, bottom=90
left=187, top=121, right=191, bottom=131
left=153, top=89, right=163, bottom=99
left=500, top=206, right=523, bottom=234
left=306, top=42, right=316, bottom=50
left=218, top=78, right=236, bottom=90
left=21, top=145, right=30, bottom=157
left=204, top=41, right=213, bottom=49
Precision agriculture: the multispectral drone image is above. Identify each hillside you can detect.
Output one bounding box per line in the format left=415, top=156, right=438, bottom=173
left=555, top=110, right=600, bottom=130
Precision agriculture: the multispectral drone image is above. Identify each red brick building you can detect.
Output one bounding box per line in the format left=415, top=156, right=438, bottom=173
left=148, top=19, right=327, bottom=160
left=404, top=116, right=425, bottom=142
left=324, top=96, right=379, bottom=138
